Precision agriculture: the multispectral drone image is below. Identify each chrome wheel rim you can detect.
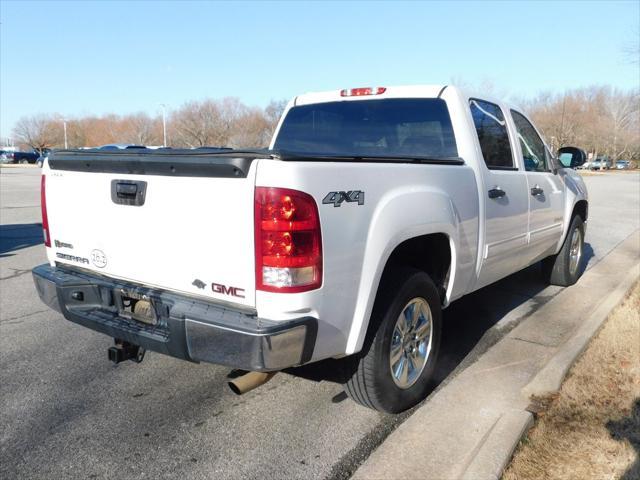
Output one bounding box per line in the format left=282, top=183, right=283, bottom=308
left=389, top=297, right=433, bottom=389
left=569, top=227, right=583, bottom=276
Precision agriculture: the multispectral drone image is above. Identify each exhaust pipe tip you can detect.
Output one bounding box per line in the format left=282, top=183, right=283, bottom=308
left=228, top=381, right=244, bottom=396
left=228, top=371, right=276, bottom=395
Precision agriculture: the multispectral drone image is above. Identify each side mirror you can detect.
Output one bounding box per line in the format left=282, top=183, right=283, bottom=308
left=557, top=146, right=586, bottom=168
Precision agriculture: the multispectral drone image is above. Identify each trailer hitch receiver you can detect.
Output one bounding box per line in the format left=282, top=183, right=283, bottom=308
left=108, top=339, right=146, bottom=364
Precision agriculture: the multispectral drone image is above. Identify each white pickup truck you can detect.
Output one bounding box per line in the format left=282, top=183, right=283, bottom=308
left=33, top=85, right=588, bottom=413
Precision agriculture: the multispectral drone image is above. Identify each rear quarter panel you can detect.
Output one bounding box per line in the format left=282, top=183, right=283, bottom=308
left=255, top=159, right=479, bottom=359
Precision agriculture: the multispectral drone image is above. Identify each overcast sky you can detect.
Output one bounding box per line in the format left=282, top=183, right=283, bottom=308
left=1, top=0, right=638, bottom=139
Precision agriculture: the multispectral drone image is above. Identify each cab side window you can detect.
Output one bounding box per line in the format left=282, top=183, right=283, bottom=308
left=469, top=99, right=514, bottom=169
left=511, top=110, right=548, bottom=172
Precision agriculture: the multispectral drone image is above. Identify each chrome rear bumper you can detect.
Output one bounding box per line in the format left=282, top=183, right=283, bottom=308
left=32, top=264, right=317, bottom=371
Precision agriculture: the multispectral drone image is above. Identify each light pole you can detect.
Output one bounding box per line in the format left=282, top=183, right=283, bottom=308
left=159, top=104, right=167, bottom=147
left=63, top=119, right=68, bottom=149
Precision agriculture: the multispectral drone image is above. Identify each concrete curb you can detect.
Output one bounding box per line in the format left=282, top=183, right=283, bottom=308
left=521, top=262, right=639, bottom=398
left=461, top=263, right=639, bottom=480
left=460, top=410, right=533, bottom=480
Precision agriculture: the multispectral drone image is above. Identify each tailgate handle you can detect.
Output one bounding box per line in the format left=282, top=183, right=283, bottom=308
left=116, top=182, right=138, bottom=198
left=111, top=180, right=147, bottom=206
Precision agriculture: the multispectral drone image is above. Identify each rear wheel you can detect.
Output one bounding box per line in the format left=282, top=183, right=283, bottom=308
left=343, top=268, right=442, bottom=413
left=542, top=215, right=585, bottom=286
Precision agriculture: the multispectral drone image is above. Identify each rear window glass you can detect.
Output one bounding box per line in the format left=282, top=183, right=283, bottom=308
left=274, top=99, right=458, bottom=158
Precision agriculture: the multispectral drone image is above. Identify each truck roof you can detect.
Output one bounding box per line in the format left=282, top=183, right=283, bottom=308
left=291, top=84, right=523, bottom=114
left=292, top=84, right=447, bottom=106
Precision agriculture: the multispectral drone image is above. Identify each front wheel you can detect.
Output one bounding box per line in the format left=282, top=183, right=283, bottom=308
left=542, top=215, right=585, bottom=286
left=343, top=268, right=442, bottom=413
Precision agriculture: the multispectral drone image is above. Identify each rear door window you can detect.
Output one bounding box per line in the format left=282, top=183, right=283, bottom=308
left=274, top=98, right=458, bottom=158
left=469, top=99, right=515, bottom=169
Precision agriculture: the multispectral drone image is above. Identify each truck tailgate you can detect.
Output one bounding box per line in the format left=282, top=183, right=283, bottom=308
left=45, top=150, right=262, bottom=308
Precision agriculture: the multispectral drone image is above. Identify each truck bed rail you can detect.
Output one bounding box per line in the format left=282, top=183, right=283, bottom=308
left=48, top=148, right=273, bottom=178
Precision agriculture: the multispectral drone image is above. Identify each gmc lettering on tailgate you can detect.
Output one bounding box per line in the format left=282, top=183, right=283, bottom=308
left=212, top=283, right=245, bottom=298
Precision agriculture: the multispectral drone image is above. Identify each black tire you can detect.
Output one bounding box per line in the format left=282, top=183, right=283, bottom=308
left=542, top=215, right=585, bottom=286
left=342, top=268, right=442, bottom=413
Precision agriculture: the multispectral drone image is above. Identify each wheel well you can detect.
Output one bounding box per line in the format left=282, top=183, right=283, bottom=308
left=381, top=233, right=451, bottom=303
left=573, top=200, right=588, bottom=222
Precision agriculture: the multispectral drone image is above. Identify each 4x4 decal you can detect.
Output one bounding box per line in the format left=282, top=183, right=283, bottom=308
left=322, top=190, right=365, bottom=207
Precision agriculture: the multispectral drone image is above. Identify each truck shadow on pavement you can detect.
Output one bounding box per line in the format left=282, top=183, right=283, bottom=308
left=288, top=245, right=595, bottom=401
left=0, top=223, right=43, bottom=257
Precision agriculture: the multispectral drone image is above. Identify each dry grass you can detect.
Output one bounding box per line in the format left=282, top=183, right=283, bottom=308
left=503, top=282, right=640, bottom=480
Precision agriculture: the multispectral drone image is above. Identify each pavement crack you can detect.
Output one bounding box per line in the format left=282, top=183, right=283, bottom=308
left=0, top=268, right=32, bottom=281
left=0, top=309, right=48, bottom=324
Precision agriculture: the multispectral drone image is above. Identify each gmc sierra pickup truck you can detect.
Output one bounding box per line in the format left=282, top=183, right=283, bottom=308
left=33, top=85, right=588, bottom=413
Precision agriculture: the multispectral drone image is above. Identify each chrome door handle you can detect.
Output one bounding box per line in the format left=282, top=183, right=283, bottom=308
left=488, top=187, right=506, bottom=199
left=531, top=185, right=544, bottom=196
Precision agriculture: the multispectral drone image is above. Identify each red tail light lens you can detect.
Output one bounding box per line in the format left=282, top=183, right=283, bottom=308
left=40, top=175, right=51, bottom=247
left=340, top=87, right=386, bottom=97
left=255, top=187, right=322, bottom=293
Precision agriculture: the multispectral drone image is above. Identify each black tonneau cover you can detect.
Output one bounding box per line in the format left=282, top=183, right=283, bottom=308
left=48, top=148, right=273, bottom=178
left=48, top=148, right=464, bottom=178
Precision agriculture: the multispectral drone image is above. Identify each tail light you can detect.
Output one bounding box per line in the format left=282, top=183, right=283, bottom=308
left=40, top=175, right=51, bottom=247
left=255, top=187, right=322, bottom=293
left=340, top=87, right=386, bottom=97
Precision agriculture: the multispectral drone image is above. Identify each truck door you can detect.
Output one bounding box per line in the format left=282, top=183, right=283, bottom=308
left=510, top=110, right=565, bottom=264
left=469, top=99, right=530, bottom=290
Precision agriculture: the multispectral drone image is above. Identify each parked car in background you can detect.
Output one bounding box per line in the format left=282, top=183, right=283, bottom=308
left=0, top=150, right=15, bottom=163
left=615, top=160, right=631, bottom=170
left=36, top=149, right=52, bottom=167
left=590, top=158, right=611, bottom=170
left=13, top=150, right=39, bottom=164
left=97, top=144, right=146, bottom=150
left=576, top=161, right=591, bottom=170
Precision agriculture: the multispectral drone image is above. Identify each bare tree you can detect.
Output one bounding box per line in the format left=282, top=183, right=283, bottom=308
left=122, top=113, right=161, bottom=145
left=606, top=89, right=640, bottom=162
left=525, top=86, right=640, bottom=164
left=170, top=99, right=226, bottom=147
left=169, top=97, right=288, bottom=149
left=228, top=108, right=269, bottom=148
left=265, top=99, right=288, bottom=127
left=12, top=114, right=63, bottom=152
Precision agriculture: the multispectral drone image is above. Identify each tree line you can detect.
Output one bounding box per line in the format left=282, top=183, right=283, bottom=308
left=11, top=86, right=640, bottom=162
left=523, top=86, right=639, bottom=162
left=11, top=98, right=288, bottom=152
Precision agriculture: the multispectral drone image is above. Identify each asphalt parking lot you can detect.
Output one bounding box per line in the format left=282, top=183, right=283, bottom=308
left=1, top=167, right=639, bottom=480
